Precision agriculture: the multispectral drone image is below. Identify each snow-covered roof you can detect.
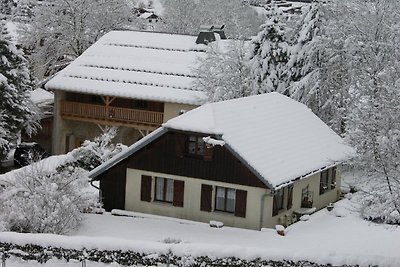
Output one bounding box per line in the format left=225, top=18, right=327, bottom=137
left=163, top=93, right=354, bottom=188
left=45, top=30, right=208, bottom=105
left=30, top=88, right=54, bottom=105
left=90, top=93, right=353, bottom=189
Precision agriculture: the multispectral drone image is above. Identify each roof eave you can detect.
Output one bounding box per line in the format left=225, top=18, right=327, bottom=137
left=88, top=127, right=168, bottom=180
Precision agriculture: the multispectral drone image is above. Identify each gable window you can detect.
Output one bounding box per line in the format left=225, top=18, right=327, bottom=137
left=215, top=186, right=235, bottom=213
left=272, top=188, right=285, bottom=216
left=155, top=177, right=173, bottom=203
left=187, top=136, right=205, bottom=156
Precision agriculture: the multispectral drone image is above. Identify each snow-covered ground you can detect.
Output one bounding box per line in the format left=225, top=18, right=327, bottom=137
left=0, top=193, right=398, bottom=266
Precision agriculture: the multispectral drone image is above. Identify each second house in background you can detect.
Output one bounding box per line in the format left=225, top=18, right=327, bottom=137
left=45, top=28, right=228, bottom=155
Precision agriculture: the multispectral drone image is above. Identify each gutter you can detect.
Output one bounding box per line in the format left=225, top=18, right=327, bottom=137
left=90, top=180, right=102, bottom=203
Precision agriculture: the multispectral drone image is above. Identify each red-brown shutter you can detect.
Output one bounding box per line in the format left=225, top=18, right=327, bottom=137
left=287, top=184, right=293, bottom=210
left=204, top=146, right=213, bottom=161
left=175, top=133, right=185, bottom=157
left=272, top=195, right=278, bottom=216
left=140, top=175, right=152, bottom=202
left=200, top=184, right=212, bottom=212
left=235, top=189, right=247, bottom=218
left=173, top=180, right=185, bottom=207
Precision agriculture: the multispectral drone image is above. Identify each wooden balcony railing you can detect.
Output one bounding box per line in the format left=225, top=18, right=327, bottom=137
left=60, top=101, right=164, bottom=127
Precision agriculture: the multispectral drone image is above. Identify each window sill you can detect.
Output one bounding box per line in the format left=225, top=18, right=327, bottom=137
left=153, top=200, right=173, bottom=206
left=213, top=210, right=235, bottom=217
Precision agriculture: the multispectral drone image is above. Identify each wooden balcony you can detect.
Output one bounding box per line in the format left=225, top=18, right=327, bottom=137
left=60, top=101, right=164, bottom=129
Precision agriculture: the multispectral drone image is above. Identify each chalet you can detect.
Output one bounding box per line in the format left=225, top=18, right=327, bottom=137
left=88, top=93, right=354, bottom=230
left=45, top=29, right=226, bottom=154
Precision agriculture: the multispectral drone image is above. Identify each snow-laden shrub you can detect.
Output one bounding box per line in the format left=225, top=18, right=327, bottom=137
left=60, top=127, right=126, bottom=172
left=0, top=163, right=97, bottom=234
left=360, top=184, right=400, bottom=225
left=0, top=127, right=126, bottom=234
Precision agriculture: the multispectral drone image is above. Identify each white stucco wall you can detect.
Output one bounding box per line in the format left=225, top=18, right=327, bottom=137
left=125, top=169, right=271, bottom=230
left=163, top=103, right=198, bottom=123
left=124, top=166, right=342, bottom=230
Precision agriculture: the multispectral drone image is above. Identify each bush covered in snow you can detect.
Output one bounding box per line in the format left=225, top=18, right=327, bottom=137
left=0, top=127, right=126, bottom=234
left=60, top=127, right=126, bottom=172
left=359, top=184, right=400, bottom=225
left=0, top=162, right=96, bottom=234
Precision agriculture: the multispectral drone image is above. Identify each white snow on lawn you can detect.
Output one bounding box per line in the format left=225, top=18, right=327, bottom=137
left=0, top=198, right=397, bottom=266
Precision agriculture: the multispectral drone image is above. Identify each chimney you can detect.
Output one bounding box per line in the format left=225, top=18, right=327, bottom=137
left=195, top=25, right=216, bottom=45
left=213, top=25, right=227, bottom=40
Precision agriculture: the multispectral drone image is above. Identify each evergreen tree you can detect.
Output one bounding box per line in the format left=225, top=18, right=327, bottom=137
left=287, top=3, right=322, bottom=112
left=0, top=20, right=39, bottom=160
left=249, top=5, right=290, bottom=95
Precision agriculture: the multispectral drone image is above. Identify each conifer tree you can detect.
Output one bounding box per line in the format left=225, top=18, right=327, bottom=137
left=287, top=3, right=322, bottom=111
left=0, top=20, right=39, bottom=160
left=249, top=5, right=290, bottom=95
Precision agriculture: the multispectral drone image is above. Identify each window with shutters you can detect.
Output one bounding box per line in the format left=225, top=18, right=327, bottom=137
left=215, top=186, right=235, bottom=213
left=155, top=177, right=174, bottom=203
left=319, top=167, right=337, bottom=195
left=273, top=188, right=284, bottom=216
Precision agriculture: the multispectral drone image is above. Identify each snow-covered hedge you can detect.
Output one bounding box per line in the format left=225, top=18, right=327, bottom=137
left=0, top=241, right=360, bottom=267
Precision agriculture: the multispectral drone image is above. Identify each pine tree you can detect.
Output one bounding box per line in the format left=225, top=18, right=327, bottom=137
left=249, top=5, right=290, bottom=95
left=0, top=20, right=39, bottom=160
left=287, top=3, right=322, bottom=112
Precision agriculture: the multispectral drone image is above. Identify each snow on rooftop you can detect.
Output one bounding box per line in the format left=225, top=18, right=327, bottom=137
left=164, top=93, right=354, bottom=188
left=30, top=88, right=54, bottom=105
left=45, top=30, right=208, bottom=105
left=0, top=73, right=6, bottom=83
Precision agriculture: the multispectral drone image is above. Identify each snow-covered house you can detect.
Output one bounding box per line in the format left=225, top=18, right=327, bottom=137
left=45, top=30, right=212, bottom=154
left=88, top=93, right=353, bottom=230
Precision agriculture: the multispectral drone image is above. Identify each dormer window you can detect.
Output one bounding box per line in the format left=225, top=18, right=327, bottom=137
left=187, top=136, right=205, bottom=156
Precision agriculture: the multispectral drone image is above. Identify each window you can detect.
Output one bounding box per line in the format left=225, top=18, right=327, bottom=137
left=331, top=167, right=337, bottom=189
left=155, top=177, right=173, bottom=203
left=319, top=167, right=337, bottom=195
left=187, top=136, right=205, bottom=156
left=301, top=185, right=313, bottom=208
left=273, top=188, right=285, bottom=216
left=319, top=169, right=329, bottom=195
left=215, top=186, right=235, bottom=213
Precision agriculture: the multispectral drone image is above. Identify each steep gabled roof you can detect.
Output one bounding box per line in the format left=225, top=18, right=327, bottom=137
left=163, top=93, right=354, bottom=188
left=45, top=30, right=208, bottom=105
left=89, top=93, right=354, bottom=189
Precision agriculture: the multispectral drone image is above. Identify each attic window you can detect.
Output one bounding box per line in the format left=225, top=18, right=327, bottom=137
left=187, top=136, right=205, bottom=156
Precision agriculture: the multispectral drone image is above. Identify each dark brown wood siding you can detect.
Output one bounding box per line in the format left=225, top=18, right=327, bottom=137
left=126, top=131, right=267, bottom=188
left=235, top=189, right=247, bottom=218
left=200, top=184, right=212, bottom=212
left=99, top=162, right=127, bottom=211
left=96, top=130, right=267, bottom=212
